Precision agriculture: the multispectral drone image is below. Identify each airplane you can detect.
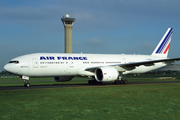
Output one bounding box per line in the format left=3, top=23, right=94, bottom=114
left=4, top=28, right=180, bottom=87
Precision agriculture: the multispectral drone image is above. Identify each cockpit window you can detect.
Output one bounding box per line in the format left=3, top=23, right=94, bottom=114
left=9, top=61, right=19, bottom=64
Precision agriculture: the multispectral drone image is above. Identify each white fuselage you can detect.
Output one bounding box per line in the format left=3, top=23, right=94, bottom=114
left=4, top=53, right=167, bottom=77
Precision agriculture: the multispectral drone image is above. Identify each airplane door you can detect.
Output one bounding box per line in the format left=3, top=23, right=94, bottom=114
left=69, top=61, right=74, bottom=69
left=65, top=61, right=74, bottom=74
left=32, top=58, right=38, bottom=68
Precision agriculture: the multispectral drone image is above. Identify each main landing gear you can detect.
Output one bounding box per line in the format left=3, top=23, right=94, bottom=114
left=114, top=75, right=128, bottom=84
left=88, top=76, right=128, bottom=85
left=24, top=80, right=30, bottom=87
left=113, top=80, right=128, bottom=84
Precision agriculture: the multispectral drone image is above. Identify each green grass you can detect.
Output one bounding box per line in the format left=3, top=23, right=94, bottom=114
left=1, top=76, right=180, bottom=87
left=0, top=77, right=90, bottom=86
left=1, top=83, right=180, bottom=120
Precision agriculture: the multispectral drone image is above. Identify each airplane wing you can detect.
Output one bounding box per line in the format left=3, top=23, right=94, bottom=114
left=85, top=58, right=180, bottom=72
left=120, top=58, right=180, bottom=67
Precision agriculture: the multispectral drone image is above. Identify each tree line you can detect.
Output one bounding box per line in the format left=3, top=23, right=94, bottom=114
left=0, top=71, right=16, bottom=77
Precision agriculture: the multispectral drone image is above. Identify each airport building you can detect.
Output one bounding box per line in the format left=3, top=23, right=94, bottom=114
left=61, top=14, right=75, bottom=53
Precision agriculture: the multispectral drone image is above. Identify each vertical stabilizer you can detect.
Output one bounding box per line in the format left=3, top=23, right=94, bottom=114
left=151, top=28, right=173, bottom=58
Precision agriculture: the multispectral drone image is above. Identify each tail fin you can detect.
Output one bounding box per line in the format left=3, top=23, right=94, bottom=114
left=151, top=28, right=173, bottom=58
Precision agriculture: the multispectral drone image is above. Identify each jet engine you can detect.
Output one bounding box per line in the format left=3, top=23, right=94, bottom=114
left=94, top=66, right=119, bottom=82
left=53, top=76, right=74, bottom=82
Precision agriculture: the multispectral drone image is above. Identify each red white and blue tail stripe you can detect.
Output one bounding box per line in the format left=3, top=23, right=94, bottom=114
left=152, top=28, right=173, bottom=58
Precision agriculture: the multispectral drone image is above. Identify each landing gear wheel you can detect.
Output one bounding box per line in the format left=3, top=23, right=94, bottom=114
left=123, top=80, right=128, bottom=84
left=114, top=80, right=128, bottom=85
left=88, top=80, right=93, bottom=85
left=116, top=80, right=120, bottom=84
left=26, top=83, right=30, bottom=87
left=24, top=83, right=30, bottom=87
left=113, top=80, right=121, bottom=84
left=120, top=80, right=124, bottom=84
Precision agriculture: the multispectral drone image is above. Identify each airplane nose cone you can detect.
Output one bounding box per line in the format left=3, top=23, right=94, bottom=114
left=4, top=64, right=9, bottom=72
left=4, top=64, right=20, bottom=74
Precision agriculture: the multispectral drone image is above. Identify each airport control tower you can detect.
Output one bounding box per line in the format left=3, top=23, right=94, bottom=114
left=61, top=14, right=75, bottom=53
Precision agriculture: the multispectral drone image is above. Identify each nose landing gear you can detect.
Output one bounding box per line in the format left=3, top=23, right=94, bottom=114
left=21, top=76, right=30, bottom=87
left=24, top=81, right=30, bottom=87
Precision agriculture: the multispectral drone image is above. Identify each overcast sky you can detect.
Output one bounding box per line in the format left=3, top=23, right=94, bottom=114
left=1, top=0, right=180, bottom=71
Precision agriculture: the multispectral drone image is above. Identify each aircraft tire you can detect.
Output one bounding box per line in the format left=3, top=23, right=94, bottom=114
left=27, top=83, right=30, bottom=87
left=88, top=80, right=93, bottom=85
left=114, top=80, right=121, bottom=84
left=116, top=80, right=120, bottom=84
left=124, top=80, right=128, bottom=84
left=24, top=83, right=30, bottom=87
left=120, top=80, right=124, bottom=84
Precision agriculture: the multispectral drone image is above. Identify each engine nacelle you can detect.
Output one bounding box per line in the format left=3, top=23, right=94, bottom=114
left=53, top=76, right=74, bottom=82
left=95, top=66, right=119, bottom=82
